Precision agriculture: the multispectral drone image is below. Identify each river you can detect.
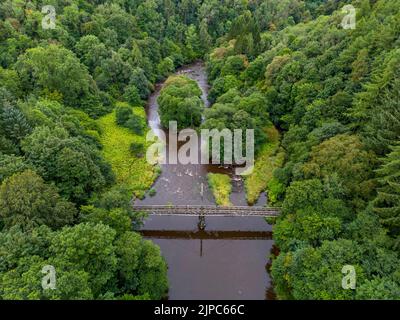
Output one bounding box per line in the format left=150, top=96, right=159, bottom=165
left=136, top=62, right=275, bottom=300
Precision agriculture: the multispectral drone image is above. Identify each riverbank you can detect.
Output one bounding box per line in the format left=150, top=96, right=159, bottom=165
left=245, top=126, right=285, bottom=205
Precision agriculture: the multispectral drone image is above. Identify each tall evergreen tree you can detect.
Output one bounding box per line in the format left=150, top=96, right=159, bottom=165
left=374, top=145, right=400, bottom=249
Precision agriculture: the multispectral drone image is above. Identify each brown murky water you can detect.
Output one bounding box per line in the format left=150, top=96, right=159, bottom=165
left=137, top=62, right=275, bottom=300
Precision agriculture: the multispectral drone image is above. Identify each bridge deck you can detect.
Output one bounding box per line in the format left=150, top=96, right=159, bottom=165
left=133, top=205, right=281, bottom=217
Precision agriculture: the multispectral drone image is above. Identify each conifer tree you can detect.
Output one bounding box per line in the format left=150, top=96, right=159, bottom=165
left=374, top=145, right=400, bottom=249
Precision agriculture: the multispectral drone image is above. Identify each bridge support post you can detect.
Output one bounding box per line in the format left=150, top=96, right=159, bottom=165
left=198, top=206, right=206, bottom=230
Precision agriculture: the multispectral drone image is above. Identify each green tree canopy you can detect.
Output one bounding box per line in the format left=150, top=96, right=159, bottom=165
left=0, top=170, right=76, bottom=230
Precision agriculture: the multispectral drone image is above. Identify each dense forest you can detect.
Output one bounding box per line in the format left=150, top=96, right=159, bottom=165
left=0, top=0, right=399, bottom=299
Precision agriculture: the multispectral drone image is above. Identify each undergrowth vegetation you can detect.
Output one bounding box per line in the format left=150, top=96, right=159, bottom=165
left=245, top=126, right=284, bottom=205
left=207, top=173, right=232, bottom=206
left=97, top=107, right=158, bottom=199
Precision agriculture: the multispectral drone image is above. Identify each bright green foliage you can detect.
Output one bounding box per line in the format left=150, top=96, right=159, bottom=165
left=135, top=239, right=169, bottom=299
left=115, top=232, right=168, bottom=298
left=96, top=109, right=158, bottom=199
left=356, top=278, right=400, bottom=300
left=267, top=177, right=285, bottom=205
left=245, top=126, right=283, bottom=205
left=207, top=173, right=232, bottom=206
left=191, top=0, right=400, bottom=299
left=0, top=225, right=54, bottom=273
left=281, top=179, right=325, bottom=216
left=220, top=55, right=247, bottom=76
left=208, top=75, right=241, bottom=104
left=274, top=209, right=342, bottom=251
left=201, top=89, right=269, bottom=164
left=0, top=67, right=21, bottom=97
left=0, top=0, right=263, bottom=301
left=88, top=186, right=146, bottom=232
left=149, top=188, right=156, bottom=197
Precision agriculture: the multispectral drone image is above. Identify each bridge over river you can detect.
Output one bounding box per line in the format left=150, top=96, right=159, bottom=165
left=133, top=205, right=281, bottom=217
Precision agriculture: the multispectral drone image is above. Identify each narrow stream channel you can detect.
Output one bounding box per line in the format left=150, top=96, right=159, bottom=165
left=136, top=62, right=275, bottom=300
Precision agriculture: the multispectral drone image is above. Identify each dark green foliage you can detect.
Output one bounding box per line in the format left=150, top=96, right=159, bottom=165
left=115, top=103, right=145, bottom=135
left=130, top=68, right=153, bottom=100
left=75, top=35, right=108, bottom=73
left=21, top=126, right=112, bottom=204
left=149, top=188, right=156, bottom=197
left=0, top=170, right=76, bottom=230
left=374, top=145, right=400, bottom=249
left=123, top=85, right=143, bottom=106
left=0, top=193, right=168, bottom=299
left=88, top=186, right=146, bottom=229
left=125, top=114, right=145, bottom=136
left=0, top=105, right=32, bottom=143
left=15, top=45, right=100, bottom=113
left=201, top=87, right=268, bottom=158
left=0, top=135, right=18, bottom=155
left=49, top=223, right=118, bottom=296
left=130, top=142, right=145, bottom=158
left=0, top=154, right=33, bottom=183
left=116, top=104, right=132, bottom=126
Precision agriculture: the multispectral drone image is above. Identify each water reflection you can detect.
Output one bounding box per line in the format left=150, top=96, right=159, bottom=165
left=140, top=216, right=276, bottom=300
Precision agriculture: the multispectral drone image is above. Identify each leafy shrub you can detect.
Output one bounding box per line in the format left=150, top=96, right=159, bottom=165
left=125, top=114, right=144, bottom=135
left=115, top=103, right=132, bottom=126
left=130, top=142, right=145, bottom=158
left=149, top=188, right=156, bottom=197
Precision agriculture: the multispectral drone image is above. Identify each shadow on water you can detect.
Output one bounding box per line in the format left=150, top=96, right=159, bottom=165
left=141, top=229, right=273, bottom=240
